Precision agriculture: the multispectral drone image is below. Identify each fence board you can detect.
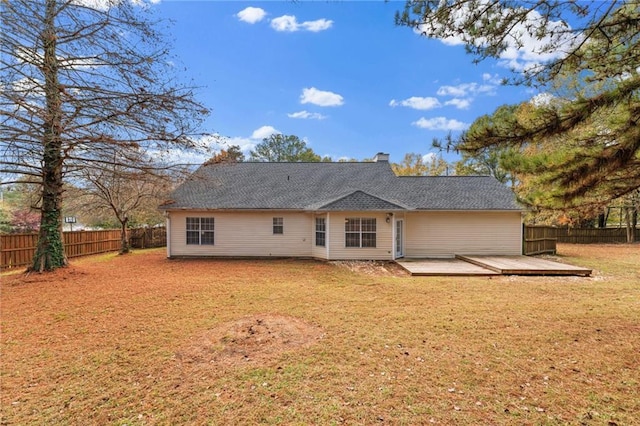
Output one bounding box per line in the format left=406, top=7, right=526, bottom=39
left=129, top=227, right=167, bottom=249
left=523, top=225, right=638, bottom=255
left=523, top=226, right=557, bottom=255
left=555, top=227, right=637, bottom=244
left=0, top=233, right=39, bottom=270
left=2, top=229, right=123, bottom=270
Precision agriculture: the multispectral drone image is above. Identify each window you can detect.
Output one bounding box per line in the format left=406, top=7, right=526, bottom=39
left=186, top=217, right=214, bottom=245
left=315, top=217, right=326, bottom=247
left=273, top=217, right=284, bottom=234
left=345, top=218, right=376, bottom=248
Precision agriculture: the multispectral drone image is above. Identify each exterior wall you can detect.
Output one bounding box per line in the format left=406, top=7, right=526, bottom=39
left=166, top=209, right=521, bottom=260
left=404, top=211, right=522, bottom=258
left=167, top=210, right=313, bottom=257
left=326, top=211, right=394, bottom=260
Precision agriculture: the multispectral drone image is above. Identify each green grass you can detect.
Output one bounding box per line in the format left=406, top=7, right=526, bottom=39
left=1, top=244, right=638, bottom=425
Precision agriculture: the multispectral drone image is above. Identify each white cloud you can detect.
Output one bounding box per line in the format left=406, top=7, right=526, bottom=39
left=482, top=73, right=503, bottom=85
left=444, top=98, right=472, bottom=109
left=422, top=152, right=437, bottom=163
left=412, top=117, right=468, bottom=131
left=437, top=82, right=496, bottom=97
left=300, top=87, right=344, bottom=107
left=530, top=92, right=555, bottom=107
left=11, top=77, right=44, bottom=96
left=271, top=15, right=333, bottom=32
left=251, top=125, right=280, bottom=139
left=237, top=7, right=267, bottom=24
left=415, top=6, right=581, bottom=73
left=389, top=96, right=441, bottom=111
left=270, top=15, right=297, bottom=31
left=288, top=110, right=327, bottom=120
left=224, top=136, right=257, bottom=153
left=301, top=19, right=333, bottom=32
left=72, top=0, right=159, bottom=11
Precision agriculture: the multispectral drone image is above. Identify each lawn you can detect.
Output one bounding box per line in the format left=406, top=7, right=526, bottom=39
left=1, top=244, right=638, bottom=425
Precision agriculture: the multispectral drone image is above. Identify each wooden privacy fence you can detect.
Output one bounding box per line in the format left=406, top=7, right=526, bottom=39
left=523, top=226, right=557, bottom=255
left=129, top=227, right=167, bottom=249
left=1, top=230, right=121, bottom=270
left=555, top=226, right=637, bottom=244
left=523, top=225, right=639, bottom=255
left=1, top=227, right=167, bottom=270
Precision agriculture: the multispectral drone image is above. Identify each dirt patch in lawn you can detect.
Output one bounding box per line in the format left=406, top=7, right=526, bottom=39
left=330, top=260, right=408, bottom=276
left=177, top=314, right=324, bottom=367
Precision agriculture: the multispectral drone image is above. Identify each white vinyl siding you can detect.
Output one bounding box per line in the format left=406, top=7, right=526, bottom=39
left=169, top=211, right=313, bottom=257
left=167, top=210, right=521, bottom=260
left=404, top=211, right=522, bottom=258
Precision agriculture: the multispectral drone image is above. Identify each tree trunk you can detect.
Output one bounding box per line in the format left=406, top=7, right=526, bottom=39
left=624, top=207, right=634, bottom=244
left=633, top=207, right=638, bottom=243
left=32, top=0, right=68, bottom=272
left=597, top=212, right=606, bottom=228
left=120, top=217, right=130, bottom=254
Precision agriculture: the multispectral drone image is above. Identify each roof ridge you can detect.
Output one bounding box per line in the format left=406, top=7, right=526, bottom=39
left=311, top=189, right=408, bottom=211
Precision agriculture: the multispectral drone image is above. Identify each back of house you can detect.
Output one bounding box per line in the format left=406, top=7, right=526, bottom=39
left=159, top=153, right=522, bottom=260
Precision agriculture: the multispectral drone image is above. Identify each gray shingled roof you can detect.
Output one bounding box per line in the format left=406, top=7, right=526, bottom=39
left=161, top=161, right=521, bottom=211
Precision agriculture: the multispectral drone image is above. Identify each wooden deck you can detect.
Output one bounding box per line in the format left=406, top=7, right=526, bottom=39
left=456, top=255, right=592, bottom=276
left=396, top=258, right=499, bottom=276
left=397, top=255, right=592, bottom=277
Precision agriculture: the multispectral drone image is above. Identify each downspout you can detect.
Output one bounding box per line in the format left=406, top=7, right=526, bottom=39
left=392, top=215, right=396, bottom=261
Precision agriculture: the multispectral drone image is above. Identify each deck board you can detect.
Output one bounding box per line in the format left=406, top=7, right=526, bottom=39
left=396, top=258, right=499, bottom=276
left=397, top=255, right=592, bottom=277
left=456, top=255, right=592, bottom=276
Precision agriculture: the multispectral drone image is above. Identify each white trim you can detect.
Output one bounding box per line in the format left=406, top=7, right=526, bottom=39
left=395, top=219, right=404, bottom=259
left=326, top=213, right=331, bottom=259
left=165, top=214, right=171, bottom=258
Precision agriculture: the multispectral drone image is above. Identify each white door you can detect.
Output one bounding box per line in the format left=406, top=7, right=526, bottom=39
left=395, top=219, right=404, bottom=258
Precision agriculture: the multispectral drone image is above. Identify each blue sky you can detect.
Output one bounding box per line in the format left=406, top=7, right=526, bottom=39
left=155, top=1, right=544, bottom=164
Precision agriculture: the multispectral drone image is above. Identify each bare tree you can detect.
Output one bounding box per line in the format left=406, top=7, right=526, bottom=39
left=0, top=0, right=209, bottom=271
left=76, top=151, right=170, bottom=254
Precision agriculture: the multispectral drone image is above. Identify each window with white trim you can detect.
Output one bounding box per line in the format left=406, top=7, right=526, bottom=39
left=273, top=217, right=284, bottom=234
left=186, top=217, right=215, bottom=245
left=345, top=218, right=376, bottom=248
left=315, top=217, right=326, bottom=247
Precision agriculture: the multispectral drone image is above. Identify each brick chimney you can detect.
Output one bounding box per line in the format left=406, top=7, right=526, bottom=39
left=373, top=152, right=389, bottom=162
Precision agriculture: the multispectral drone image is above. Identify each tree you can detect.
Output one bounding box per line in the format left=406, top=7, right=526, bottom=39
left=397, top=1, right=640, bottom=208
left=396, top=1, right=637, bottom=86
left=0, top=209, right=11, bottom=234
left=75, top=149, right=170, bottom=254
left=10, top=209, right=41, bottom=233
left=432, top=134, right=516, bottom=186
left=204, top=145, right=245, bottom=165
left=1, top=0, right=208, bottom=271
left=454, top=148, right=517, bottom=187
left=392, top=153, right=450, bottom=176
left=249, top=134, right=329, bottom=162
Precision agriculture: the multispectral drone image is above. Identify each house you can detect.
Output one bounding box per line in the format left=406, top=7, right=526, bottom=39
left=160, top=153, right=523, bottom=260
